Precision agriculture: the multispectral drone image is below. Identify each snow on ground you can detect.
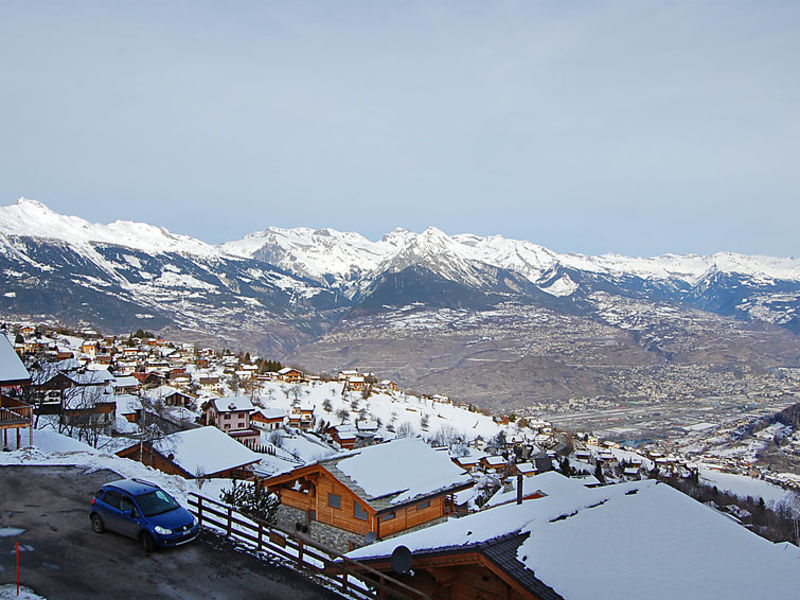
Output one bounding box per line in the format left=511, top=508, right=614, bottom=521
left=253, top=381, right=510, bottom=445
left=698, top=467, right=789, bottom=504
left=0, top=428, right=236, bottom=507
left=0, top=585, right=47, bottom=600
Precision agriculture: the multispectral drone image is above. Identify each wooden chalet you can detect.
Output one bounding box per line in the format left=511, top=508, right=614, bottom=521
left=0, top=335, right=33, bottom=449
left=116, top=426, right=261, bottom=479
left=251, top=407, right=286, bottom=431
left=262, top=438, right=473, bottom=539
left=328, top=424, right=358, bottom=450
left=277, top=367, right=304, bottom=383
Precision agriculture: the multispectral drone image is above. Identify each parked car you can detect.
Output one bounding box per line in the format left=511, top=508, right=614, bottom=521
left=89, top=478, right=199, bottom=552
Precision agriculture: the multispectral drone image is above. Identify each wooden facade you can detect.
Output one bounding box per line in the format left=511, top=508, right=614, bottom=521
left=116, top=443, right=255, bottom=480
left=352, top=551, right=546, bottom=600
left=263, top=464, right=462, bottom=539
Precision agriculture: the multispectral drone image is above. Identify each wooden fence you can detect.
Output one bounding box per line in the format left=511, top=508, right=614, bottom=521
left=187, top=493, right=430, bottom=600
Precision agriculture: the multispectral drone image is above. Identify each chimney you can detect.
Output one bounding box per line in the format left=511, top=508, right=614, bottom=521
left=516, top=474, right=524, bottom=505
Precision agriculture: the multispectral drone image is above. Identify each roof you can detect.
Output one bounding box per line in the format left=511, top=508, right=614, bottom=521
left=211, top=396, right=254, bottom=413
left=0, top=334, right=30, bottom=385
left=346, top=476, right=800, bottom=599
left=146, top=426, right=261, bottom=477
left=104, top=478, right=163, bottom=496
left=324, top=438, right=472, bottom=509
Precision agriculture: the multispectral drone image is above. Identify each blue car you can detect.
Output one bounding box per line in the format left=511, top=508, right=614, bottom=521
left=89, top=478, right=199, bottom=552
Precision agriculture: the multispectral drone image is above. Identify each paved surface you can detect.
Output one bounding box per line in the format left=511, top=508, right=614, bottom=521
left=0, top=466, right=344, bottom=600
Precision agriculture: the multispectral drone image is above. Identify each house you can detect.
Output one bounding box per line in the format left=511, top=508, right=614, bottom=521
left=344, top=375, right=366, bottom=392
left=338, top=369, right=359, bottom=382
left=277, top=367, right=304, bottom=383
left=60, top=385, right=117, bottom=434
left=379, top=379, right=399, bottom=392
left=132, top=371, right=163, bottom=389
left=0, top=334, right=33, bottom=449
left=343, top=475, right=800, bottom=600
left=262, top=438, right=473, bottom=539
left=288, top=403, right=315, bottom=430
left=204, top=396, right=259, bottom=447
left=328, top=424, right=358, bottom=450
left=251, top=407, right=287, bottom=431
left=148, top=385, right=195, bottom=408
left=198, top=375, right=221, bottom=392
left=481, top=455, right=510, bottom=476
left=116, top=426, right=261, bottom=479
left=111, top=375, right=141, bottom=395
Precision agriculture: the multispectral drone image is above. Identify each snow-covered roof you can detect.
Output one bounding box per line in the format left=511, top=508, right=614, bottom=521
left=212, top=396, right=254, bottom=413
left=112, top=375, right=140, bottom=388
left=115, top=393, right=142, bottom=414
left=0, top=334, right=30, bottom=384
left=331, top=438, right=472, bottom=506
left=346, top=476, right=800, bottom=599
left=70, top=369, right=114, bottom=385
left=148, top=426, right=261, bottom=477
left=254, top=407, right=287, bottom=419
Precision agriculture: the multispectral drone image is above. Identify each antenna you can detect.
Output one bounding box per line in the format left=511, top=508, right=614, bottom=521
left=391, top=545, right=412, bottom=574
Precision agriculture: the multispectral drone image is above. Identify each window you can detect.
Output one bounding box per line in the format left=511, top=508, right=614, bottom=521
left=354, top=502, right=368, bottom=521
left=223, top=414, right=231, bottom=420
left=328, top=494, right=341, bottom=509
left=379, top=511, right=395, bottom=522
left=103, top=490, right=124, bottom=510
left=417, top=501, right=430, bottom=511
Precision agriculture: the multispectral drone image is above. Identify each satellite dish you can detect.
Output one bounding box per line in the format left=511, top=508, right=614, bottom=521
left=391, top=545, right=412, bottom=574
left=365, top=531, right=376, bottom=544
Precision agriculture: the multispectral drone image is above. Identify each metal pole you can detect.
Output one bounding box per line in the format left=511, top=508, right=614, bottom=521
left=17, top=541, right=20, bottom=596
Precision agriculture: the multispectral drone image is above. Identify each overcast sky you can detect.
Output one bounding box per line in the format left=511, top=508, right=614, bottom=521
left=1, top=1, right=798, bottom=257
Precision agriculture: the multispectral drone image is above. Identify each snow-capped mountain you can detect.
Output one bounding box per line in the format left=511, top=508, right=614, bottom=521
left=1, top=197, right=799, bottom=376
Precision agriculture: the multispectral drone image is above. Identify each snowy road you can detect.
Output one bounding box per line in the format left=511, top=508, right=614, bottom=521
left=0, top=466, right=343, bottom=600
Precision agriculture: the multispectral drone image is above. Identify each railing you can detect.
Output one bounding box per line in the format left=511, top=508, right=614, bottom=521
left=188, top=493, right=430, bottom=600
left=0, top=403, right=32, bottom=427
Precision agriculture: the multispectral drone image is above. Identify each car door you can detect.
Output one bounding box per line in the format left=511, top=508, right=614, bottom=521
left=99, top=490, right=126, bottom=534
left=117, top=495, right=143, bottom=539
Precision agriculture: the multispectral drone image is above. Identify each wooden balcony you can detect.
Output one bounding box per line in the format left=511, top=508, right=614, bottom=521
left=0, top=398, right=33, bottom=429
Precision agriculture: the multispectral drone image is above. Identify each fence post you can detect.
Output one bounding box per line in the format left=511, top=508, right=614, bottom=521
left=197, top=496, right=203, bottom=526
left=227, top=506, right=232, bottom=536
left=257, top=523, right=263, bottom=552
left=298, top=539, right=304, bottom=564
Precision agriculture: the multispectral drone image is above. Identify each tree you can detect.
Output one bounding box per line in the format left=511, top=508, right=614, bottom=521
left=322, top=398, right=333, bottom=413
left=221, top=479, right=280, bottom=523
left=335, top=408, right=350, bottom=424
left=594, top=461, right=605, bottom=484
left=396, top=422, right=416, bottom=438
left=420, top=414, right=430, bottom=430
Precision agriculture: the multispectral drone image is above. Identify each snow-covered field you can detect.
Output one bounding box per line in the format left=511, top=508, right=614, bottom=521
left=698, top=468, right=790, bottom=504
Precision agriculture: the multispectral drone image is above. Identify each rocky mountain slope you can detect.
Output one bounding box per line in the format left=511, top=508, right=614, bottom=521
left=2, top=197, right=800, bottom=407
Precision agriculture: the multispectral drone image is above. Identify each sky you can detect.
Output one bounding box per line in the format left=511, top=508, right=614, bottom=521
left=1, top=1, right=798, bottom=258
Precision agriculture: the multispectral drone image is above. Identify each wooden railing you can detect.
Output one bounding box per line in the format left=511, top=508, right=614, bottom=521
left=188, top=493, right=430, bottom=600
left=0, top=403, right=32, bottom=427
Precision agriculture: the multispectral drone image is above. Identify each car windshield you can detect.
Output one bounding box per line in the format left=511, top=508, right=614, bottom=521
left=135, top=490, right=181, bottom=516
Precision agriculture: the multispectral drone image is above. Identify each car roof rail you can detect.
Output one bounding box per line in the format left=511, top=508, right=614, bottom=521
left=131, top=477, right=160, bottom=488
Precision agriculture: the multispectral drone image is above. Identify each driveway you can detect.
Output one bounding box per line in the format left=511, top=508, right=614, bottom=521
left=0, top=466, right=344, bottom=600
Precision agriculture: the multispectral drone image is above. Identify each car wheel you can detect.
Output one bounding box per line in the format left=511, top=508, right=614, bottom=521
left=90, top=514, right=105, bottom=534
left=140, top=531, right=156, bottom=554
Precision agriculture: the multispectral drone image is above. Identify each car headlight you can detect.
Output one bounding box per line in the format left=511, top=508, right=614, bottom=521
left=154, top=525, right=172, bottom=535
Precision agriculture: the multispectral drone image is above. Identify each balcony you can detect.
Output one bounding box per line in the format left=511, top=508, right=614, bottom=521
left=0, top=398, right=33, bottom=429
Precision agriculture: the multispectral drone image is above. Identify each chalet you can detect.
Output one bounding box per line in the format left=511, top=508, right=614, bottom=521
left=343, top=473, right=800, bottom=600
left=513, top=462, right=538, bottom=477
left=111, top=375, right=141, bottom=395
left=132, top=371, right=164, bottom=389
left=198, top=375, right=221, bottom=392
left=204, top=396, right=259, bottom=447
left=80, top=340, right=98, bottom=357
left=328, top=424, right=358, bottom=450
left=288, top=403, right=315, bottom=430
left=344, top=375, right=367, bottom=392
left=481, top=455, right=510, bottom=476
left=379, top=379, right=399, bottom=392
left=60, top=385, right=117, bottom=434
left=251, top=407, right=287, bottom=431
left=0, top=334, right=33, bottom=449
left=117, top=426, right=261, bottom=479
left=262, top=438, right=473, bottom=539
left=452, top=454, right=483, bottom=474
left=355, top=419, right=378, bottom=442
left=277, top=367, right=304, bottom=383
left=338, top=369, right=359, bottom=382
